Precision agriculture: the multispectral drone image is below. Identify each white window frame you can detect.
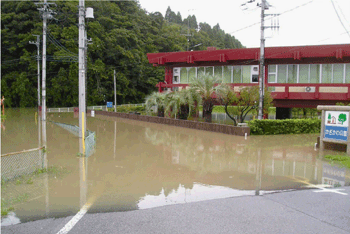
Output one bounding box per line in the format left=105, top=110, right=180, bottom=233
left=268, top=65, right=277, bottom=83
left=344, top=64, right=346, bottom=83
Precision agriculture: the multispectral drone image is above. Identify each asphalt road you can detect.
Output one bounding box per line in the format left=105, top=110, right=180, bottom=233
left=2, top=187, right=350, bottom=234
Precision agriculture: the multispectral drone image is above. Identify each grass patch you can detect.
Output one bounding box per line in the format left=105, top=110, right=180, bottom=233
left=1, top=166, right=70, bottom=218
left=1, top=193, right=29, bottom=217
left=324, top=155, right=350, bottom=169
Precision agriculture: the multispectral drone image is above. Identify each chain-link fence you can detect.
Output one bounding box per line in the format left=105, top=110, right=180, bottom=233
left=51, top=121, right=96, bottom=157
left=85, top=130, right=96, bottom=157
left=1, top=147, right=44, bottom=181
left=52, top=121, right=80, bottom=137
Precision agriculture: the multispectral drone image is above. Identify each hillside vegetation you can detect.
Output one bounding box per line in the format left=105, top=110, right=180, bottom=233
left=1, top=1, right=243, bottom=108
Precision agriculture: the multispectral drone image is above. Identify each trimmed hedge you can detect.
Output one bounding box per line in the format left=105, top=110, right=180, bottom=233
left=248, top=118, right=321, bottom=135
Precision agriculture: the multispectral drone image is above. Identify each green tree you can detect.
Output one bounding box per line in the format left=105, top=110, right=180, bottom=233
left=338, top=113, right=347, bottom=124
left=216, top=85, right=273, bottom=125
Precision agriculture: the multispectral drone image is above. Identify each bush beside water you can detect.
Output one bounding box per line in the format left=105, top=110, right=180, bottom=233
left=107, top=105, right=146, bottom=113
left=248, top=118, right=321, bottom=135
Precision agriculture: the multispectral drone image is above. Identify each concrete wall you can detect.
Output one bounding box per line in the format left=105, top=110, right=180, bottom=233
left=95, top=111, right=250, bottom=137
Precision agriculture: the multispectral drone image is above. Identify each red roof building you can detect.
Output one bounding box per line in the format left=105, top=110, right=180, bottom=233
left=147, top=44, right=350, bottom=117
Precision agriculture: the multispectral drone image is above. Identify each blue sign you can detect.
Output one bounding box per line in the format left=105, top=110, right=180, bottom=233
left=107, top=102, right=113, bottom=108
left=324, top=125, right=348, bottom=141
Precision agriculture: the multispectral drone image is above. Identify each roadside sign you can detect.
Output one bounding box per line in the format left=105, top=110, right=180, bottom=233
left=324, top=111, right=348, bottom=141
left=107, top=102, right=113, bottom=108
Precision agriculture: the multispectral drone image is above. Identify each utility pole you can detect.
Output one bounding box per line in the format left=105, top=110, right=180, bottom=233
left=114, top=70, right=117, bottom=112
left=243, top=0, right=278, bottom=119
left=79, top=0, right=86, bottom=155
left=35, top=0, right=55, bottom=168
left=29, top=35, right=41, bottom=108
left=181, top=9, right=194, bottom=51
left=258, top=0, right=266, bottom=120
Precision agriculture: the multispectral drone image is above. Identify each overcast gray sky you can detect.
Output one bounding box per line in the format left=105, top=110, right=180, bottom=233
left=139, top=0, right=350, bottom=48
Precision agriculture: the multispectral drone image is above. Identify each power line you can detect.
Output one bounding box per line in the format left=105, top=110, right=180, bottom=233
left=47, top=32, right=78, bottom=57
left=229, top=0, right=314, bottom=34
left=317, top=31, right=350, bottom=43
left=330, top=0, right=350, bottom=39
left=334, top=0, right=350, bottom=28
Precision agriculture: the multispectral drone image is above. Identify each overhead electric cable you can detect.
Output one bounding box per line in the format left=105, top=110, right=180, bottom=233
left=330, top=0, right=350, bottom=39
left=229, top=0, right=314, bottom=34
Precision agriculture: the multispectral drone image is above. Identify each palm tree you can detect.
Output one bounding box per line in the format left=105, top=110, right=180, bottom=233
left=145, top=91, right=168, bottom=117
left=190, top=72, right=222, bottom=122
left=165, top=88, right=194, bottom=119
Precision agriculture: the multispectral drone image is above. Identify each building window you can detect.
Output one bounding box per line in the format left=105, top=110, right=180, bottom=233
left=346, top=64, right=350, bottom=83
left=198, top=67, right=205, bottom=76
left=214, top=66, right=223, bottom=80
left=205, top=66, right=214, bottom=76
left=288, top=65, right=298, bottom=83
left=322, top=64, right=332, bottom=83
left=188, top=67, right=196, bottom=82
left=242, top=66, right=251, bottom=83
left=310, top=64, right=320, bottom=83
left=277, top=65, right=287, bottom=83
left=223, top=66, right=232, bottom=83
left=299, top=64, right=309, bottom=83
left=233, top=66, right=242, bottom=83
left=333, top=64, right=344, bottom=83
left=180, top=67, right=188, bottom=84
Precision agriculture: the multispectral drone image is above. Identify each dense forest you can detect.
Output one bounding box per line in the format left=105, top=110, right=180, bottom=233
left=1, top=1, right=243, bottom=108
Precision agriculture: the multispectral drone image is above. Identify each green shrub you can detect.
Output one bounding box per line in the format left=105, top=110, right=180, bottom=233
left=248, top=118, right=321, bottom=135
left=108, top=105, right=146, bottom=113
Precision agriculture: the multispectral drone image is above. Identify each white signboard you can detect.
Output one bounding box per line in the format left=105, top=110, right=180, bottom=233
left=324, top=111, right=349, bottom=141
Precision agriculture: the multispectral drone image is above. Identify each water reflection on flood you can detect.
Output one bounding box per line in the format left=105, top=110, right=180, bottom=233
left=1, top=109, right=350, bottom=225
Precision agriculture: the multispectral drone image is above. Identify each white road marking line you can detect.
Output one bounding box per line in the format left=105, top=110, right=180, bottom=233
left=289, top=176, right=348, bottom=196
left=56, top=203, right=91, bottom=234
left=313, top=188, right=348, bottom=196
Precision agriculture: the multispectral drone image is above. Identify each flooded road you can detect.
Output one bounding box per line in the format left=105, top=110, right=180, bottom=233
left=1, top=109, right=350, bottom=225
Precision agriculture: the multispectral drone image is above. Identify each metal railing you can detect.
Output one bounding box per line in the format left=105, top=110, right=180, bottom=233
left=1, top=147, right=44, bottom=181
left=47, top=107, right=75, bottom=113
left=47, top=104, right=145, bottom=113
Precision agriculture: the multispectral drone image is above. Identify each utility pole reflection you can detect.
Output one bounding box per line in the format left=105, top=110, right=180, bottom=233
left=79, top=155, right=88, bottom=209
left=114, top=120, right=116, bottom=160
left=255, top=148, right=262, bottom=196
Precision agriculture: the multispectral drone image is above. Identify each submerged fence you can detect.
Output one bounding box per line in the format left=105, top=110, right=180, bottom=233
left=1, top=147, right=44, bottom=181
left=51, top=121, right=96, bottom=157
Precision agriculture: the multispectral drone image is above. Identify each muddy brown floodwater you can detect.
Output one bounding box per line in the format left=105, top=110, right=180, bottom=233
left=1, top=109, right=350, bottom=226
